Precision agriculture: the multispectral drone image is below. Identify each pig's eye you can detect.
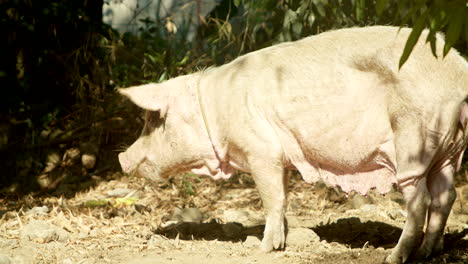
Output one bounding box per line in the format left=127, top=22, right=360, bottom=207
left=142, top=110, right=165, bottom=135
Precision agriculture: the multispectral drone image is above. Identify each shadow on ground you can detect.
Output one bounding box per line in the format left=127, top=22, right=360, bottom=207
left=154, top=216, right=467, bottom=261
left=154, top=221, right=264, bottom=242
left=154, top=217, right=405, bottom=249
left=311, top=217, right=402, bottom=249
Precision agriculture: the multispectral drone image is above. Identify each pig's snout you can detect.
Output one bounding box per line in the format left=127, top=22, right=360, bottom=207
left=118, top=152, right=133, bottom=174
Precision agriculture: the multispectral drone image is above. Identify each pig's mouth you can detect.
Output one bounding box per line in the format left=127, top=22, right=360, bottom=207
left=119, top=151, right=208, bottom=180
left=135, top=159, right=162, bottom=181
left=119, top=153, right=161, bottom=180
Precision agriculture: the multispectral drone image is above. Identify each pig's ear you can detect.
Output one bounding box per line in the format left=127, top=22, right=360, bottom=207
left=119, top=83, right=168, bottom=116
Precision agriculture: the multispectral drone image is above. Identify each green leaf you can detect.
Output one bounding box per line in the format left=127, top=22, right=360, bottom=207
left=283, top=9, right=298, bottom=28
left=176, top=53, right=190, bottom=66
left=425, top=30, right=438, bottom=58
left=465, top=9, right=468, bottom=46
left=114, top=197, right=138, bottom=207
left=376, top=0, right=388, bottom=16
left=158, top=71, right=168, bottom=82
left=292, top=22, right=303, bottom=36
left=307, top=13, right=316, bottom=27
left=355, top=0, right=365, bottom=21
left=184, top=180, right=195, bottom=195
left=85, top=199, right=109, bottom=208
left=234, top=0, right=241, bottom=7
left=399, top=10, right=428, bottom=69
left=444, top=5, right=464, bottom=56
left=312, top=0, right=326, bottom=17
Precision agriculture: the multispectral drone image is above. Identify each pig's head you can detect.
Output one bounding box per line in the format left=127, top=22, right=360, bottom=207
left=118, top=74, right=216, bottom=181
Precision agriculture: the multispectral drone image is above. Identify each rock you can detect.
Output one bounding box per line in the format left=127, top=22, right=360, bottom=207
left=148, top=234, right=167, bottom=246
left=107, top=188, right=134, bottom=197
left=286, top=215, right=301, bottom=228
left=81, top=154, right=96, bottom=169
left=286, top=228, right=320, bottom=247
left=224, top=210, right=249, bottom=223
left=224, top=210, right=264, bottom=227
left=361, top=204, right=378, bottom=212
left=44, top=152, right=61, bottom=172
left=64, top=148, right=80, bottom=161
left=62, top=259, right=74, bottom=264
left=350, top=194, right=373, bottom=209
left=80, top=142, right=99, bottom=170
left=0, top=239, right=16, bottom=248
left=0, top=255, right=10, bottom=264
left=386, top=191, right=405, bottom=206
left=170, top=208, right=203, bottom=223
left=243, top=236, right=261, bottom=248
left=49, top=129, right=64, bottom=140
left=78, top=231, right=89, bottom=239
left=21, top=220, right=69, bottom=243
left=327, top=187, right=346, bottom=203
left=25, top=206, right=49, bottom=215
left=36, top=174, right=51, bottom=189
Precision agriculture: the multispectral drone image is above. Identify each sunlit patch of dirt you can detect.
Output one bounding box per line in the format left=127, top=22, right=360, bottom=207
left=0, top=170, right=467, bottom=264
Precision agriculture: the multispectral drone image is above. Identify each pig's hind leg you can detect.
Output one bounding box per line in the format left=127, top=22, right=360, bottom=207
left=386, top=121, right=432, bottom=264
left=386, top=177, right=431, bottom=264
left=415, top=164, right=457, bottom=259
left=250, top=158, right=288, bottom=252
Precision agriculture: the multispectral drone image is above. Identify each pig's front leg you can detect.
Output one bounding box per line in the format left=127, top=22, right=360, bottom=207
left=250, top=159, right=288, bottom=252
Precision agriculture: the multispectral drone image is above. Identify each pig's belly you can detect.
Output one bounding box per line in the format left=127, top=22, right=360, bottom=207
left=274, top=103, right=398, bottom=194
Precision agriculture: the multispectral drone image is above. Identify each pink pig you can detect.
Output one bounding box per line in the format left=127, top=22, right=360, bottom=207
left=119, top=26, right=468, bottom=263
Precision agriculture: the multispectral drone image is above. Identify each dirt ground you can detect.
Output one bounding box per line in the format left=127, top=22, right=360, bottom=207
left=1, top=169, right=467, bottom=264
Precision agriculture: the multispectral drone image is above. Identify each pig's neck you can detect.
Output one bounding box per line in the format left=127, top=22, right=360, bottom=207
left=191, top=73, right=233, bottom=179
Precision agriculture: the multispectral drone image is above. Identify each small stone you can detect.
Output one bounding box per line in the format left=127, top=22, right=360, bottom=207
left=224, top=210, right=264, bottom=227
left=243, top=236, right=261, bottom=248
left=21, top=220, right=69, bottom=243
left=224, top=210, right=249, bottom=223
left=286, top=228, right=320, bottom=247
left=64, top=148, right=80, bottom=160
left=40, top=129, right=51, bottom=139
left=386, top=191, right=405, bottom=205
left=78, top=231, right=89, bottom=239
left=49, top=129, right=64, bottom=140
left=170, top=208, right=203, bottom=223
left=62, top=259, right=74, bottom=264
left=148, top=234, right=167, bottom=246
left=387, top=210, right=397, bottom=220
left=0, top=255, right=10, bottom=264
left=350, top=194, right=373, bottom=209
left=107, top=188, right=133, bottom=197
left=25, top=206, right=49, bottom=215
left=0, top=239, right=16, bottom=248
left=286, top=215, right=301, bottom=228
left=361, top=204, right=378, bottom=212
left=44, top=152, right=61, bottom=172
left=399, top=209, right=407, bottom=218
left=81, top=154, right=96, bottom=169
left=37, top=174, right=51, bottom=189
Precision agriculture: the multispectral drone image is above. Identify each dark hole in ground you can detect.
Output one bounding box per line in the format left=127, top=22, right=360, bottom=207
left=311, top=217, right=402, bottom=249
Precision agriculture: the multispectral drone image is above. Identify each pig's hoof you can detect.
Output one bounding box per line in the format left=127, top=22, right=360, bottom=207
left=385, top=253, right=403, bottom=264
left=260, top=226, right=285, bottom=252
left=414, top=245, right=431, bottom=260
left=260, top=239, right=274, bottom=252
